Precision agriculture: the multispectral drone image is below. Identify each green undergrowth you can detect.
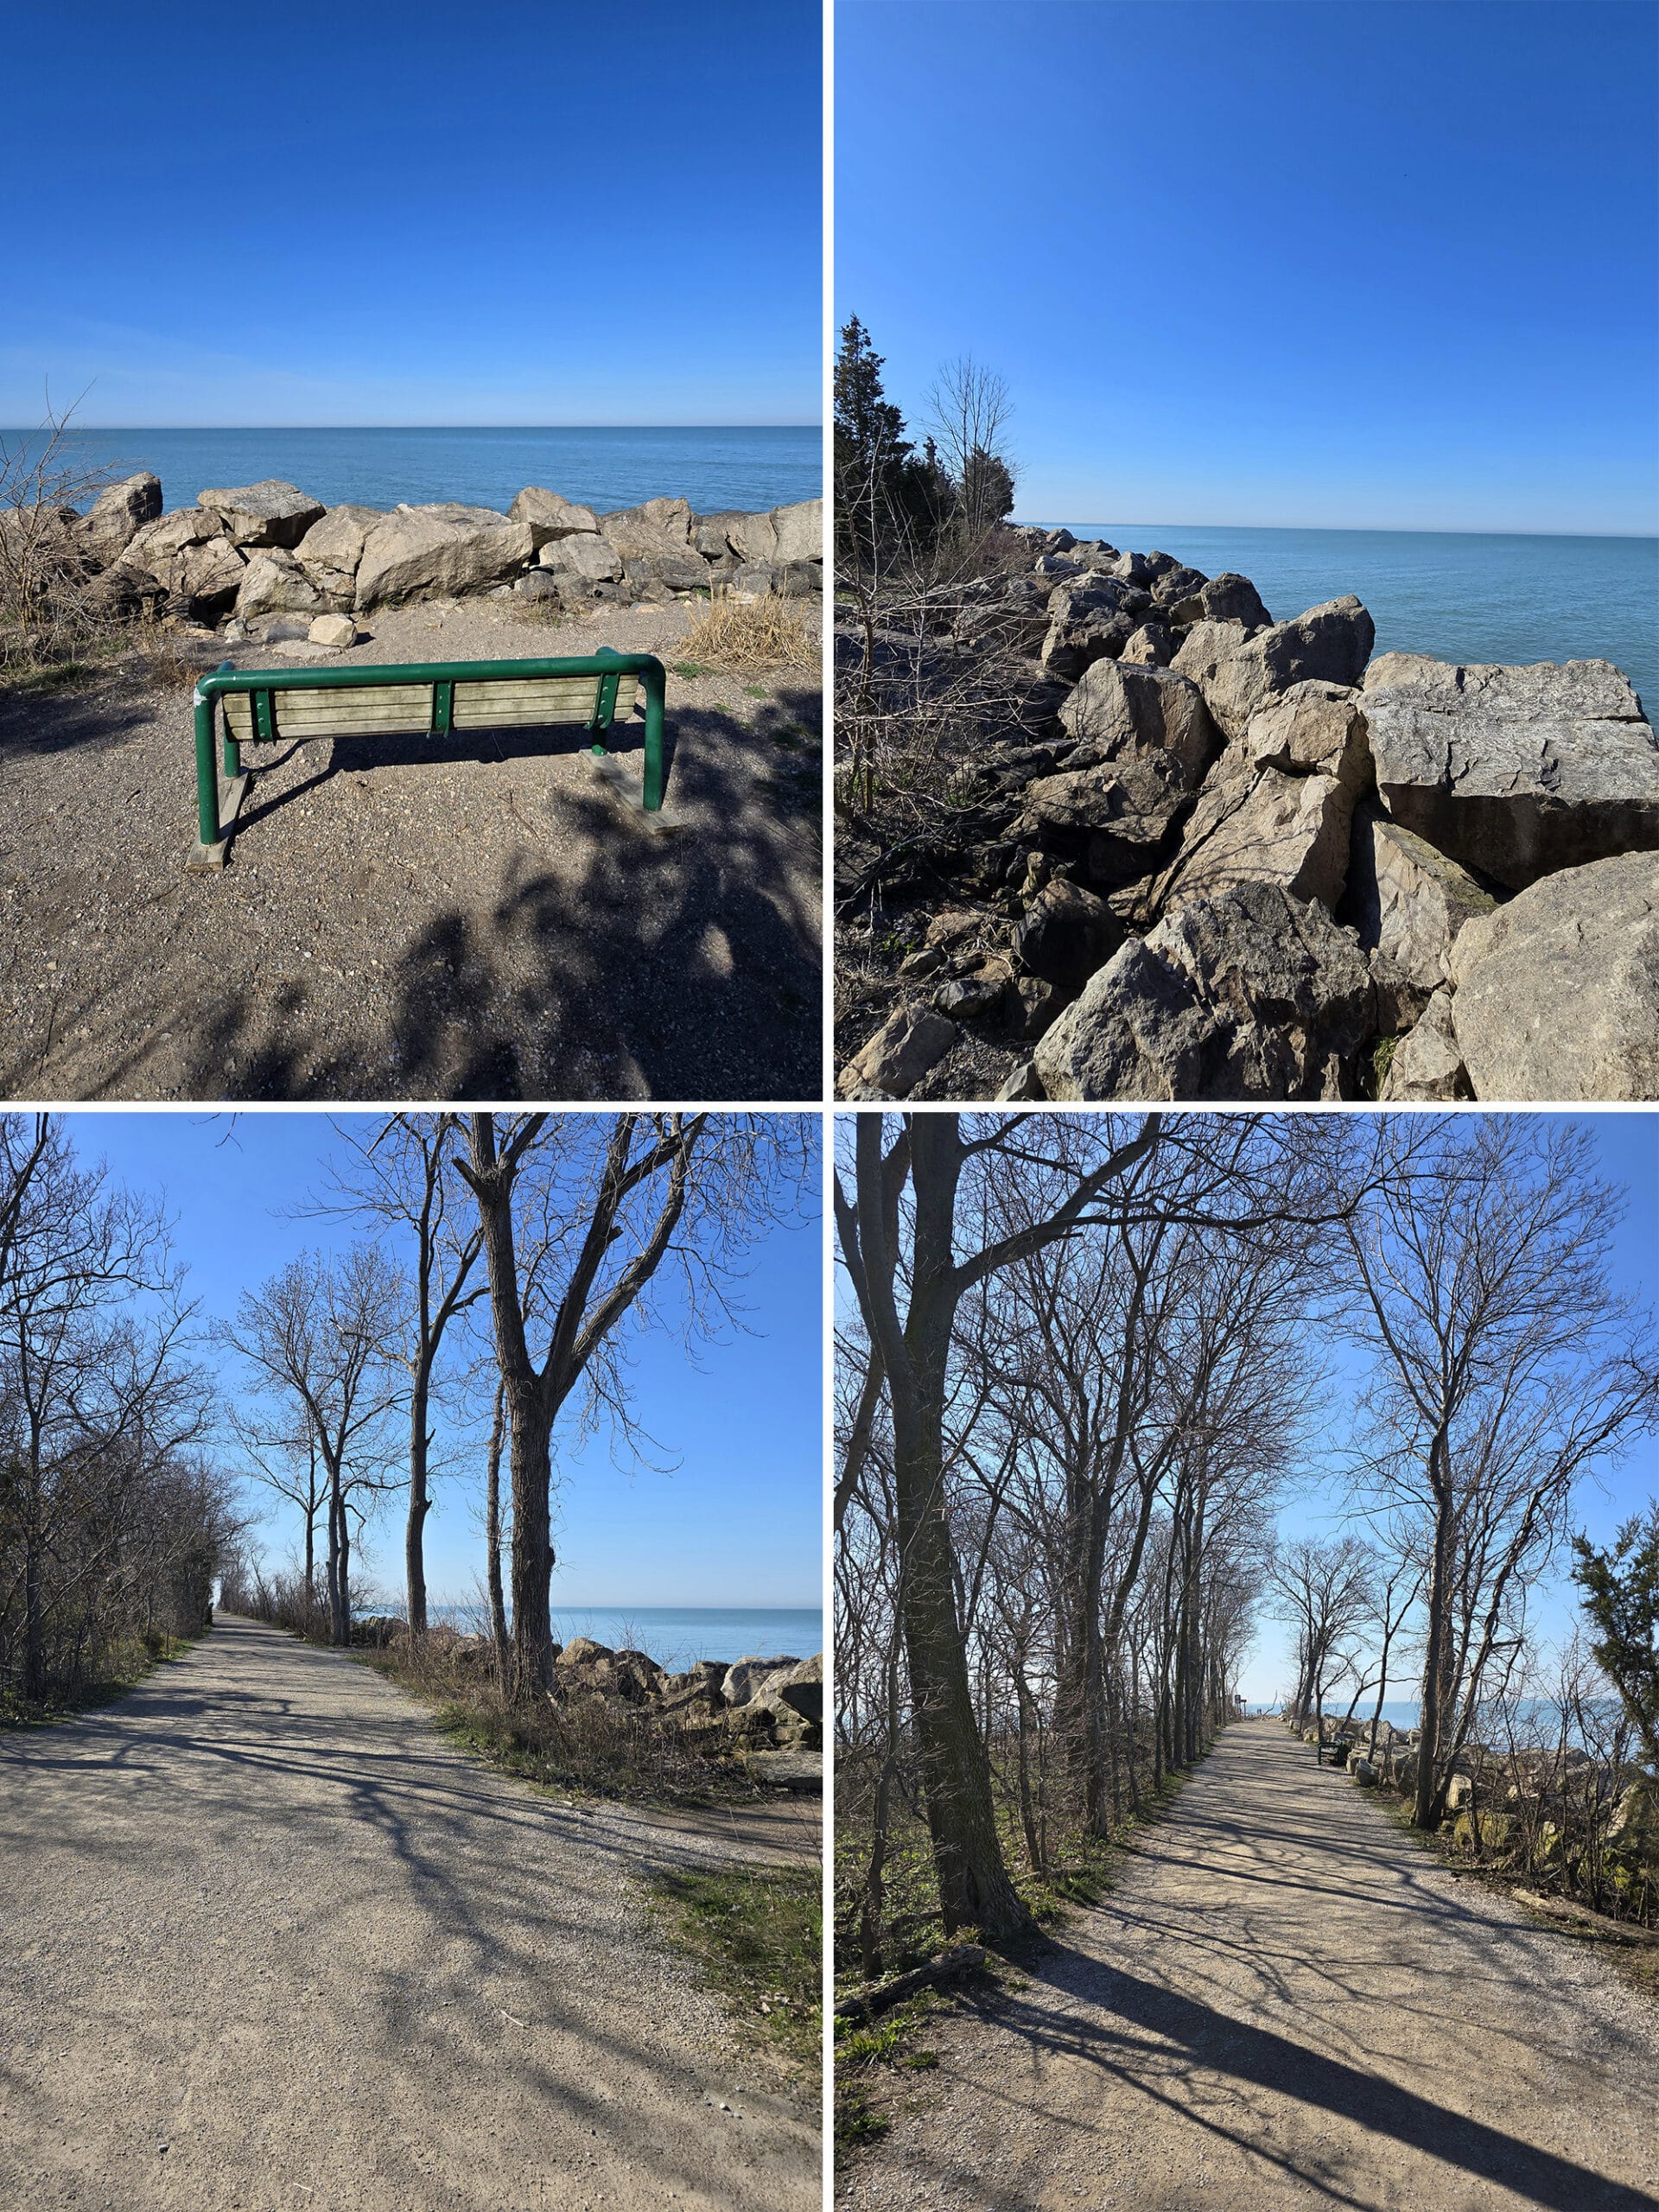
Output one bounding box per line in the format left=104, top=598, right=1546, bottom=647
left=833, top=1759, right=1198, bottom=2146
left=671, top=658, right=715, bottom=679
left=647, top=1862, right=823, bottom=2084
left=0, top=1622, right=207, bottom=1729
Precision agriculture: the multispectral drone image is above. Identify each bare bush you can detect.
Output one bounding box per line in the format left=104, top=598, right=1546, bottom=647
left=0, top=396, right=122, bottom=675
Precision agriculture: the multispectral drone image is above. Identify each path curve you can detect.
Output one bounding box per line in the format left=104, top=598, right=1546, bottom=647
left=844, top=1717, right=1659, bottom=2210
left=0, top=1614, right=819, bottom=2211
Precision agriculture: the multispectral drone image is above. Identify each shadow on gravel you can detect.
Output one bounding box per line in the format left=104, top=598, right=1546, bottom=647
left=176, top=692, right=821, bottom=1102
left=988, top=1946, right=1656, bottom=2211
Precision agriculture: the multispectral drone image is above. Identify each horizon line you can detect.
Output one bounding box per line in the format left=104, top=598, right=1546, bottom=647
left=1020, top=514, right=1659, bottom=543
left=10, top=420, right=824, bottom=433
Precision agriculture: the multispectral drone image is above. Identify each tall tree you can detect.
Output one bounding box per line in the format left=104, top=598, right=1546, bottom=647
left=1573, top=1502, right=1659, bottom=1774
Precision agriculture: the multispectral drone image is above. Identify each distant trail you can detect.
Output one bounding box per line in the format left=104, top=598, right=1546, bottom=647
left=844, top=1716, right=1659, bottom=2211
left=0, top=1614, right=818, bottom=2212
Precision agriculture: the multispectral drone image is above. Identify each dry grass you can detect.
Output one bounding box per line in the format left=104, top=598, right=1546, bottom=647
left=134, top=617, right=207, bottom=691
left=677, top=587, right=814, bottom=673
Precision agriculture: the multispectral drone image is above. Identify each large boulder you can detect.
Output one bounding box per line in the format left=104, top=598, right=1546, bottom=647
left=353, top=505, right=535, bottom=609
left=555, top=1636, right=613, bottom=1668
left=198, top=479, right=326, bottom=550
left=1171, top=617, right=1255, bottom=693
left=770, top=499, right=823, bottom=566
left=1344, top=806, right=1498, bottom=991
left=1235, top=681, right=1372, bottom=795
left=76, top=473, right=162, bottom=567
left=292, top=504, right=385, bottom=602
left=696, top=509, right=774, bottom=564
left=1359, top=654, right=1659, bottom=891
left=1447, top=850, right=1659, bottom=1101
left=1033, top=881, right=1382, bottom=1100
left=1169, top=571, right=1273, bottom=632
left=509, top=486, right=600, bottom=546
left=1190, top=597, right=1376, bottom=741
left=1041, top=575, right=1150, bottom=681
left=119, top=508, right=247, bottom=616
left=1014, top=752, right=1195, bottom=888
left=1379, top=987, right=1471, bottom=1100
left=1016, top=877, right=1122, bottom=995
left=1057, top=659, right=1222, bottom=785
left=723, top=1655, right=803, bottom=1707
left=1119, top=620, right=1176, bottom=668
left=601, top=496, right=695, bottom=564
left=539, top=531, right=625, bottom=584
left=1162, top=763, right=1356, bottom=913
left=235, top=550, right=324, bottom=619
left=837, top=1003, right=956, bottom=1098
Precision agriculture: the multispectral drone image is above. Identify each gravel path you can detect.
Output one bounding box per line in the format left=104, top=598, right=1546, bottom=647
left=843, top=1717, right=1659, bottom=2211
left=0, top=597, right=820, bottom=1101
left=0, top=1614, right=820, bottom=2211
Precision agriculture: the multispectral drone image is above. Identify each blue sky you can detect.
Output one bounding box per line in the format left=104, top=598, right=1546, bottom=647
left=0, top=3, right=821, bottom=427
left=836, top=1, right=1658, bottom=535
left=52, top=1112, right=823, bottom=1609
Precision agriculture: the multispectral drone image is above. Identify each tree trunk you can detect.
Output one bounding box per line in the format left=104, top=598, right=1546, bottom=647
left=1414, top=1460, right=1455, bottom=1827
left=486, top=1378, right=511, bottom=1688
left=404, top=1351, right=433, bottom=1637
left=507, top=1390, right=555, bottom=1694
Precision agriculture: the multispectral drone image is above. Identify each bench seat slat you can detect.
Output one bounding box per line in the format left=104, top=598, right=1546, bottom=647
left=453, top=676, right=631, bottom=728
left=224, top=686, right=436, bottom=739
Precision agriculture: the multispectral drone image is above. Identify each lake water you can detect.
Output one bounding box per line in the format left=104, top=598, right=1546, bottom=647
left=431, top=1603, right=821, bottom=1672
left=1046, top=520, right=1658, bottom=709
left=22, top=424, right=822, bottom=521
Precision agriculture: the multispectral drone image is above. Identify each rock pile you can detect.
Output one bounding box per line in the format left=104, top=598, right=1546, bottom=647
left=837, top=526, right=1659, bottom=1103
left=56, top=471, right=823, bottom=632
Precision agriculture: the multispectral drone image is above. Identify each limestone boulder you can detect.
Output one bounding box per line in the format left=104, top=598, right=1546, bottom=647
left=1344, top=806, right=1497, bottom=991
left=121, top=509, right=248, bottom=616
left=1171, top=618, right=1255, bottom=692
left=1057, top=659, right=1222, bottom=785
left=1163, top=763, right=1356, bottom=913
left=198, top=479, right=326, bottom=550
left=1168, top=570, right=1274, bottom=631
left=1447, top=850, right=1659, bottom=1101
left=1120, top=621, right=1175, bottom=668
left=1041, top=575, right=1150, bottom=681
left=1360, top=653, right=1659, bottom=891
left=76, top=473, right=162, bottom=567
left=1236, top=681, right=1371, bottom=795
left=1033, top=881, right=1382, bottom=1100
left=770, top=499, right=823, bottom=565
left=509, top=486, right=600, bottom=546
left=234, top=550, right=324, bottom=619
left=1379, top=987, right=1471, bottom=1101
left=695, top=509, right=772, bottom=563
left=723, top=1655, right=803, bottom=1707
left=601, top=496, right=696, bottom=564
left=555, top=1636, right=613, bottom=1668
left=1148, top=563, right=1208, bottom=607
left=353, top=505, right=536, bottom=609
left=837, top=1003, right=956, bottom=1098
left=292, top=505, right=385, bottom=602
left=540, top=531, right=625, bottom=584
left=1015, top=753, right=1194, bottom=888
left=1015, top=877, right=1122, bottom=995
left=1194, top=597, right=1376, bottom=741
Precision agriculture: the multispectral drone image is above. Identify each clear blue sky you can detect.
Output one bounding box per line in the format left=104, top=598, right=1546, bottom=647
left=836, top=1, right=1658, bottom=535
left=1, top=3, right=821, bottom=427
left=49, top=1112, right=823, bottom=1609
left=1243, top=1111, right=1659, bottom=1702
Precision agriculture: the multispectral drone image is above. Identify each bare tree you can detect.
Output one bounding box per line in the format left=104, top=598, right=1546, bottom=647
left=1268, top=1537, right=1376, bottom=1759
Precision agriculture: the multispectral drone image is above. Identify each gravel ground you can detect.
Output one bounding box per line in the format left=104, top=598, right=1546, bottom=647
left=843, top=1717, right=1659, bottom=2211
left=0, top=599, right=821, bottom=1101
left=0, top=1614, right=821, bottom=2212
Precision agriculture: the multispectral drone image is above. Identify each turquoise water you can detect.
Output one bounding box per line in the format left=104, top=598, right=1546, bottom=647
left=1046, top=521, right=1658, bottom=709
left=431, top=1603, right=821, bottom=1672
left=24, top=424, right=821, bottom=520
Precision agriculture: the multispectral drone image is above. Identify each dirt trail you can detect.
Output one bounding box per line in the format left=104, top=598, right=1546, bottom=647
left=0, top=1614, right=819, bottom=2211
left=845, top=1717, right=1659, bottom=2211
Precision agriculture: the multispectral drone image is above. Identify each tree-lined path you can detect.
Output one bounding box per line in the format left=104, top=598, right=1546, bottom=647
left=0, top=1616, right=818, bottom=2212
left=845, top=1719, right=1659, bottom=2211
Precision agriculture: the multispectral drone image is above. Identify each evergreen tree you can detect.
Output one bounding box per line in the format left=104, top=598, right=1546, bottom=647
left=1573, top=1503, right=1659, bottom=1773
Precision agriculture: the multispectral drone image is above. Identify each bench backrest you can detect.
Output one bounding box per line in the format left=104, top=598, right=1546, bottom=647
left=212, top=656, right=644, bottom=745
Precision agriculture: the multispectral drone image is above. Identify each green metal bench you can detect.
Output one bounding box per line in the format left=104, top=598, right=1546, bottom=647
left=186, top=648, right=668, bottom=870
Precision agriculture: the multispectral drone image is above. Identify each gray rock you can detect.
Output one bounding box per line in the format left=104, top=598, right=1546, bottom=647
left=1344, top=806, right=1497, bottom=990
left=1163, top=763, right=1356, bottom=913
left=769, top=499, right=823, bottom=564
left=308, top=613, right=357, bottom=648
left=1235, top=680, right=1372, bottom=794
left=1170, top=617, right=1255, bottom=691
left=353, top=505, right=536, bottom=608
left=1015, top=753, right=1195, bottom=888
left=1015, top=877, right=1121, bottom=994
left=775, top=559, right=820, bottom=597
left=1118, top=621, right=1176, bottom=668
left=509, top=486, right=600, bottom=545
left=120, top=511, right=248, bottom=617
left=1448, top=850, right=1659, bottom=1101
left=1195, top=597, right=1376, bottom=741
left=76, top=473, right=162, bottom=566
left=723, top=1655, right=803, bottom=1707
left=997, top=1058, right=1046, bottom=1099
left=234, top=549, right=323, bottom=619
left=292, top=504, right=385, bottom=601
left=601, top=496, right=696, bottom=563
left=1148, top=563, right=1208, bottom=608
left=515, top=569, right=563, bottom=600
left=624, top=550, right=710, bottom=594
left=197, top=479, right=326, bottom=550
left=1360, top=653, right=1659, bottom=891
left=1380, top=987, right=1471, bottom=1101
left=1033, top=881, right=1381, bottom=1101
left=540, top=531, right=625, bottom=584
left=1040, top=575, right=1149, bottom=681
left=1169, top=572, right=1273, bottom=631
left=838, top=1004, right=957, bottom=1097
left=1057, top=659, right=1222, bottom=785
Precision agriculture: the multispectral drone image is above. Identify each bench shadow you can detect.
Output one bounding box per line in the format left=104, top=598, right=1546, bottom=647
left=175, top=690, right=821, bottom=1101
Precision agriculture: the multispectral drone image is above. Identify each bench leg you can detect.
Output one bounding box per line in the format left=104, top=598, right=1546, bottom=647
left=188, top=694, right=252, bottom=869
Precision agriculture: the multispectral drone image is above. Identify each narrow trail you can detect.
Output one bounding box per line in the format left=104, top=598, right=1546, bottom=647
left=0, top=1614, right=819, bottom=2212
left=844, top=1717, right=1659, bottom=2212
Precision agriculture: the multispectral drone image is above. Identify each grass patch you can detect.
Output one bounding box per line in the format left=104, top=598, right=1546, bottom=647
left=648, top=1862, right=823, bottom=2083
left=671, top=658, right=715, bottom=679
left=0, top=1623, right=207, bottom=1729
left=677, top=587, right=815, bottom=675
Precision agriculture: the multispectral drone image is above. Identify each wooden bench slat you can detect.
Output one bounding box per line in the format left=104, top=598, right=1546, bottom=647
left=452, top=676, right=628, bottom=728
left=224, top=686, right=435, bottom=738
